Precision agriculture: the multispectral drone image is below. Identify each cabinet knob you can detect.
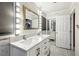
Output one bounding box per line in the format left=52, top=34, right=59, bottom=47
left=44, top=42, right=47, bottom=44
left=44, top=46, right=47, bottom=49
left=36, top=48, right=40, bottom=56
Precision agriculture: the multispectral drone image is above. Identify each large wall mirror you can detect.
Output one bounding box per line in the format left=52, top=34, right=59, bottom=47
left=23, top=5, right=39, bottom=30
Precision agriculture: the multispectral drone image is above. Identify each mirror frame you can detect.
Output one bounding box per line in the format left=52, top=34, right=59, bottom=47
left=23, top=5, right=39, bottom=30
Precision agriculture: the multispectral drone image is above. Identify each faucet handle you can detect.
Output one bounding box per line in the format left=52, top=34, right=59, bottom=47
left=23, top=35, right=26, bottom=40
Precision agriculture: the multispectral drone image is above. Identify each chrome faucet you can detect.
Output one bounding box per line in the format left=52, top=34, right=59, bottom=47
left=23, top=35, right=26, bottom=40
left=37, top=31, right=41, bottom=36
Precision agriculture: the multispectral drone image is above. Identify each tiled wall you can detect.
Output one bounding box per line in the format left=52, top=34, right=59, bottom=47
left=10, top=35, right=23, bottom=43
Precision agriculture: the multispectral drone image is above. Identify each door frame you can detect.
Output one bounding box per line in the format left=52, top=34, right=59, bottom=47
left=70, top=9, right=75, bottom=50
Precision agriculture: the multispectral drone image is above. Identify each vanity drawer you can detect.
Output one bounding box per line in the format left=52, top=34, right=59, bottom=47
left=41, top=39, right=50, bottom=56
left=42, top=39, right=49, bottom=46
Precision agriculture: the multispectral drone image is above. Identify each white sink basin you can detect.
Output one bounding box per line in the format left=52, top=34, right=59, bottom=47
left=20, top=36, right=41, bottom=45
left=20, top=40, right=32, bottom=45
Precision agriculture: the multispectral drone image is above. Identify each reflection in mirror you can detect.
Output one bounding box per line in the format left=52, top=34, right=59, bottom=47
left=23, top=5, right=39, bottom=30
left=51, top=19, right=56, bottom=31
left=42, top=16, right=46, bottom=30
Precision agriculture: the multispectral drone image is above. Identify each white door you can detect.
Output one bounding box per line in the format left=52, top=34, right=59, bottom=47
left=56, top=15, right=70, bottom=49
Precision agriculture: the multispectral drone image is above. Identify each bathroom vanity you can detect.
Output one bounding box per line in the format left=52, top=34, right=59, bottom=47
left=10, top=35, right=50, bottom=56
left=0, top=36, right=10, bottom=56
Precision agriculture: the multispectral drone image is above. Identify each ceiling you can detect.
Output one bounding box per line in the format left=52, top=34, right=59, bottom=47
left=35, top=2, right=72, bottom=16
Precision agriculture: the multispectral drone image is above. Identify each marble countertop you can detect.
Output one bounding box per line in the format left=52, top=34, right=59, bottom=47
left=0, top=34, right=15, bottom=40
left=11, top=35, right=49, bottom=51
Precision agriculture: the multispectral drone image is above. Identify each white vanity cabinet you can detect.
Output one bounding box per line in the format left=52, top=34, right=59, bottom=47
left=11, top=43, right=43, bottom=56
left=28, top=38, right=50, bottom=56
left=10, top=35, right=50, bottom=56
left=11, top=35, right=50, bottom=56
left=0, top=38, right=10, bottom=56
left=10, top=45, right=27, bottom=56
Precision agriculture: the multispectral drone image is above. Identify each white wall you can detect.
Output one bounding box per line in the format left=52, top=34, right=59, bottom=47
left=42, top=12, right=47, bottom=18
left=21, top=2, right=38, bottom=15
left=75, top=3, right=79, bottom=56
left=67, top=2, right=79, bottom=55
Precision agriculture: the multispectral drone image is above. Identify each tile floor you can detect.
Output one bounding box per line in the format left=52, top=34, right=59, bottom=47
left=49, top=40, right=75, bottom=56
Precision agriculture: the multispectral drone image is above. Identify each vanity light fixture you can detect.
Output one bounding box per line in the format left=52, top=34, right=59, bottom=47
left=16, top=30, right=21, bottom=34
left=16, top=2, right=20, bottom=7
left=38, top=9, right=42, bottom=30
left=16, top=13, right=21, bottom=18
left=16, top=7, right=20, bottom=13
left=16, top=24, right=21, bottom=28
left=15, top=2, right=21, bottom=35
left=16, top=18, right=21, bottom=23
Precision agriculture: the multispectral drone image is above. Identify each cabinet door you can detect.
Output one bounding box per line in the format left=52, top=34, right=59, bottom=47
left=0, top=38, right=10, bottom=56
left=29, top=44, right=41, bottom=56
left=29, top=46, right=37, bottom=56
left=41, top=39, right=50, bottom=56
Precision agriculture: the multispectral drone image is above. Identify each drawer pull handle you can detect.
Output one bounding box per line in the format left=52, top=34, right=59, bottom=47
left=44, top=42, right=47, bottom=44
left=36, top=48, right=40, bottom=56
